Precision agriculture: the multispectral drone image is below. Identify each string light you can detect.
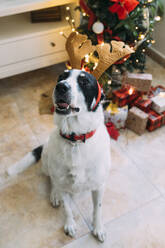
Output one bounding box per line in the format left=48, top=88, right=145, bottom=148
left=136, top=59, right=139, bottom=63
left=66, top=6, right=70, bottom=11
left=135, top=26, right=138, bottom=30
left=147, top=39, right=150, bottom=43
left=139, top=33, right=145, bottom=40
left=128, top=87, right=134, bottom=95
left=83, top=12, right=86, bottom=16
left=101, top=42, right=105, bottom=46
left=134, top=40, right=137, bottom=43
left=59, top=31, right=68, bottom=39
left=151, top=40, right=156, bottom=44
left=66, top=16, right=70, bottom=21
left=142, top=49, right=146, bottom=52
left=155, top=16, right=161, bottom=21
left=108, top=80, right=112, bottom=85
left=148, top=0, right=152, bottom=2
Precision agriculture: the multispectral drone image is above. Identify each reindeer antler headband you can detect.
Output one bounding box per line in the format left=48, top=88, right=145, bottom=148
left=65, top=32, right=134, bottom=80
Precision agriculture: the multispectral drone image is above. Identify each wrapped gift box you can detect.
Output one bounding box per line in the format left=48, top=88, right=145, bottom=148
left=133, top=97, right=152, bottom=113
left=104, top=102, right=128, bottom=129
left=113, top=85, right=140, bottom=107
left=162, top=111, right=165, bottom=125
left=122, top=73, right=152, bottom=93
left=151, top=93, right=165, bottom=114
left=147, top=110, right=163, bottom=132
left=149, top=85, right=165, bottom=98
left=126, top=107, right=148, bottom=135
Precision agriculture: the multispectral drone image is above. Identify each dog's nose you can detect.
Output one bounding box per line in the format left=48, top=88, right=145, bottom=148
left=56, top=82, right=70, bottom=94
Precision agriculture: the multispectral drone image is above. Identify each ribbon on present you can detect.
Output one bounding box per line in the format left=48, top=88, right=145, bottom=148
left=106, top=102, right=119, bottom=114
left=79, top=0, right=96, bottom=30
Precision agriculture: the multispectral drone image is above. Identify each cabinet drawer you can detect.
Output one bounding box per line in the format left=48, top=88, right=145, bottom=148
left=0, top=32, right=66, bottom=67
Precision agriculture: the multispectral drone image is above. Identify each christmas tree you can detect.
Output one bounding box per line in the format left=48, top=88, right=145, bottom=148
left=76, top=0, right=164, bottom=91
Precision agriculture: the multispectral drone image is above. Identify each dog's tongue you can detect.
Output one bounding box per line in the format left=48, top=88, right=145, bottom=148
left=57, top=102, right=69, bottom=108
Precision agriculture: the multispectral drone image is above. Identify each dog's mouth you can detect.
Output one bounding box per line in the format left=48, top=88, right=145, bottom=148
left=55, top=101, right=80, bottom=115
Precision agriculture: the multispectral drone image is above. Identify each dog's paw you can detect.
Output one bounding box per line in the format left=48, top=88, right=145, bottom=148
left=64, top=219, right=77, bottom=238
left=92, top=227, right=106, bottom=243
left=50, top=191, right=60, bottom=208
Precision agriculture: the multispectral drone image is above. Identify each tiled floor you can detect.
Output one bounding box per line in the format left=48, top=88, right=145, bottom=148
left=0, top=58, right=165, bottom=248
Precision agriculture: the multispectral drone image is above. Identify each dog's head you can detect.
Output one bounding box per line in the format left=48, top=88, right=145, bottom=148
left=53, top=69, right=104, bottom=115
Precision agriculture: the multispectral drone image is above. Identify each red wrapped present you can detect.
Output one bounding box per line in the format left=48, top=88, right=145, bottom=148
left=162, top=111, right=165, bottom=125
left=113, top=85, right=141, bottom=107
left=134, top=97, right=152, bottom=113
left=147, top=110, right=163, bottom=132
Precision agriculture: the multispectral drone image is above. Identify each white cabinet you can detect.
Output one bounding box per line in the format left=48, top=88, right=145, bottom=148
left=0, top=0, right=79, bottom=79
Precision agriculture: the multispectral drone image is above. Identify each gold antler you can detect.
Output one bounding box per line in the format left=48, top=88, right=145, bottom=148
left=91, top=41, right=134, bottom=80
left=65, top=32, right=95, bottom=69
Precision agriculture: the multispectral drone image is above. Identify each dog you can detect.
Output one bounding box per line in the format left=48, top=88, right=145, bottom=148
left=7, top=69, right=111, bottom=242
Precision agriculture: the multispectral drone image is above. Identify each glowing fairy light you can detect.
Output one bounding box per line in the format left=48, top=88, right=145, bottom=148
left=128, top=87, right=134, bottom=95
left=155, top=16, right=161, bottom=21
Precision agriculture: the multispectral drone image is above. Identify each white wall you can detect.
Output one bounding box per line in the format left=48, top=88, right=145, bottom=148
left=153, top=1, right=165, bottom=55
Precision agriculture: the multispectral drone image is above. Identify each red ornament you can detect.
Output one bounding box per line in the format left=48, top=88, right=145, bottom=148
left=109, top=0, right=139, bottom=20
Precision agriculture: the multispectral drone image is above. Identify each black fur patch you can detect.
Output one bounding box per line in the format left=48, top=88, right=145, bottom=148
left=32, top=145, right=43, bottom=162
left=57, top=70, right=70, bottom=82
left=77, top=72, right=99, bottom=111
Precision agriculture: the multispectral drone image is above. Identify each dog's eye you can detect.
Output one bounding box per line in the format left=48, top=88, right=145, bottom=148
left=57, top=71, right=70, bottom=82
left=78, top=75, right=89, bottom=86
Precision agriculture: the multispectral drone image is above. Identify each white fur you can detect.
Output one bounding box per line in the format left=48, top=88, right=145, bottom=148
left=7, top=152, right=36, bottom=176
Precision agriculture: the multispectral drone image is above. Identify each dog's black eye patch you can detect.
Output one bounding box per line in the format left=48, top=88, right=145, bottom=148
left=78, top=73, right=90, bottom=86
left=78, top=72, right=98, bottom=111
left=57, top=70, right=70, bottom=82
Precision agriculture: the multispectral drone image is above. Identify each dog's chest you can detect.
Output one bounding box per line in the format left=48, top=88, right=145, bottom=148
left=48, top=139, right=103, bottom=192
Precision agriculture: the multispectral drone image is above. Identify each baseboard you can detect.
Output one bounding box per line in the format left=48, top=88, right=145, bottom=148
left=146, top=47, right=165, bottom=68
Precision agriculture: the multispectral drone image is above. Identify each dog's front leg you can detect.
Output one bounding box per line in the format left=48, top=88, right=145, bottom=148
left=92, top=186, right=106, bottom=242
left=50, top=179, right=60, bottom=208
left=62, top=193, right=77, bottom=238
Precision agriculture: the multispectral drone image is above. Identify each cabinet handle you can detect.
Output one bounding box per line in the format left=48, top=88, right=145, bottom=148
left=50, top=42, right=56, bottom=47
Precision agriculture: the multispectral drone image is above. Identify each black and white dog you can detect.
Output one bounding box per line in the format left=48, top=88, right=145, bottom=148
left=7, top=69, right=111, bottom=242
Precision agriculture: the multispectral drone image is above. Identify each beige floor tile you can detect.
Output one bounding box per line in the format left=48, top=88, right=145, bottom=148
left=0, top=174, right=89, bottom=248
left=0, top=124, right=39, bottom=183
left=0, top=102, right=23, bottom=136
left=21, top=109, right=54, bottom=144
left=73, top=143, right=160, bottom=228
left=146, top=57, right=165, bottom=87
left=64, top=197, right=165, bottom=248
left=118, top=126, right=165, bottom=195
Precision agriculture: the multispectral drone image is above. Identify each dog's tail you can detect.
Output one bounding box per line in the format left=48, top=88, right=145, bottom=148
left=7, top=145, right=43, bottom=176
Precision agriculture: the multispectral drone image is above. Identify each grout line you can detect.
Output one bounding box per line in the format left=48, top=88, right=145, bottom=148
left=104, top=195, right=164, bottom=228
left=114, top=140, right=164, bottom=198
left=71, top=198, right=93, bottom=232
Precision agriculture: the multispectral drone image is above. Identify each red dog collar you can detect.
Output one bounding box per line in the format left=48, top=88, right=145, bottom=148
left=92, top=81, right=102, bottom=111
left=60, top=130, right=96, bottom=143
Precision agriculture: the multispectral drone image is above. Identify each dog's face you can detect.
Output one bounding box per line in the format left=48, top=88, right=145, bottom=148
left=53, top=69, right=103, bottom=115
